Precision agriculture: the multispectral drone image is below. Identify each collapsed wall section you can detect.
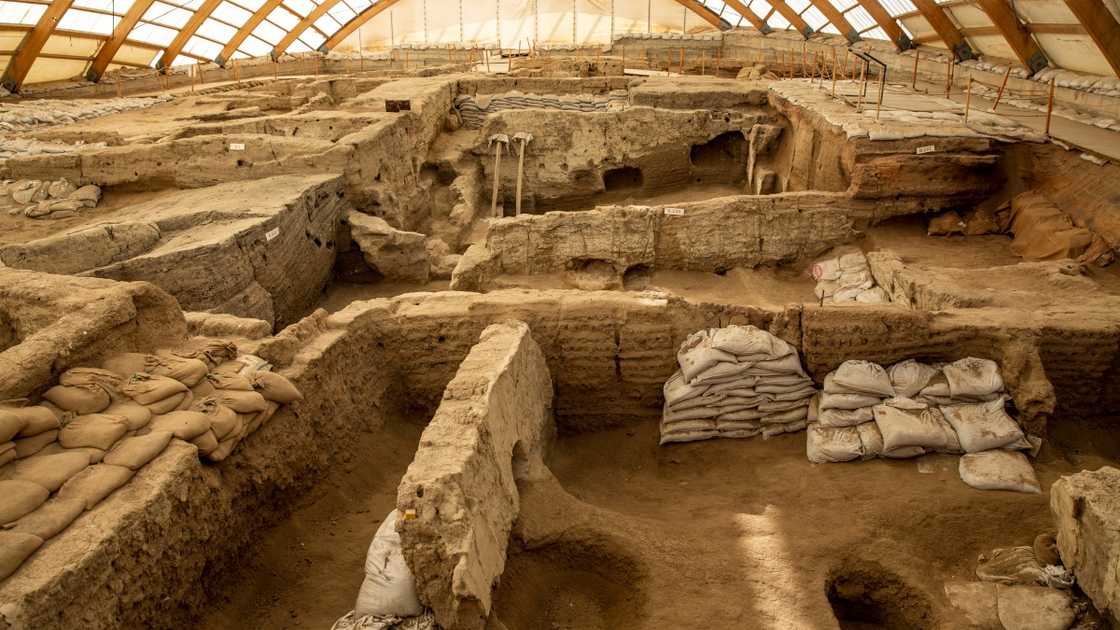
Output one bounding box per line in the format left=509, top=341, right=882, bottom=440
left=396, top=321, right=554, bottom=629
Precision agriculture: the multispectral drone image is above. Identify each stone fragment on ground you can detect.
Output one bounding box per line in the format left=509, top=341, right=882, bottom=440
left=347, top=210, right=430, bottom=283
left=996, top=585, right=1075, bottom=630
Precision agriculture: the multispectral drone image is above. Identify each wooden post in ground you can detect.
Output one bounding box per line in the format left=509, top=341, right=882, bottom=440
left=945, top=57, right=952, bottom=98
left=700, top=50, right=705, bottom=75
left=964, top=75, right=973, bottom=124
left=832, top=53, right=838, bottom=95
left=679, top=47, right=685, bottom=74
left=715, top=46, right=721, bottom=76
left=856, top=62, right=867, bottom=112
left=1045, top=76, right=1056, bottom=137
left=876, top=66, right=886, bottom=119
left=911, top=50, right=919, bottom=90
left=991, top=64, right=1011, bottom=112
left=273, top=60, right=279, bottom=80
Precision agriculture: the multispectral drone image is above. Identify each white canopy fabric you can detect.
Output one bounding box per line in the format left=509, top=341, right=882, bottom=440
left=1, top=0, right=1119, bottom=90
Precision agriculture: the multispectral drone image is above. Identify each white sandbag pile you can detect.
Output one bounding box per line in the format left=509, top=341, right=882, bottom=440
left=0, top=341, right=302, bottom=581
left=660, top=325, right=816, bottom=445
left=809, top=250, right=890, bottom=305
left=332, top=510, right=435, bottom=630
left=806, top=357, right=1040, bottom=492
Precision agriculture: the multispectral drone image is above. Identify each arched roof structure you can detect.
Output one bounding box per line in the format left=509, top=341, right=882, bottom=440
left=1, top=0, right=1118, bottom=92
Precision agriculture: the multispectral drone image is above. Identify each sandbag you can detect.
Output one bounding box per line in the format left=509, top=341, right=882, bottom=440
left=749, top=354, right=806, bottom=377
left=678, top=331, right=739, bottom=383
left=252, top=372, right=301, bottom=404
left=831, top=361, right=895, bottom=397
left=149, top=411, right=211, bottom=440
left=192, top=398, right=241, bottom=440
left=214, top=389, right=268, bottom=414
left=190, top=378, right=217, bottom=399
left=1008, top=191, right=1093, bottom=261
left=206, top=433, right=242, bottom=462
left=9, top=452, right=90, bottom=491
left=707, top=377, right=759, bottom=394
left=959, top=451, right=1040, bottom=494
left=151, top=391, right=193, bottom=415
left=709, top=325, right=787, bottom=360
left=760, top=406, right=808, bottom=425
left=147, top=352, right=210, bottom=386
left=104, top=431, right=173, bottom=470
left=59, top=414, right=129, bottom=450
left=941, top=399, right=1024, bottom=453
left=60, top=368, right=123, bottom=399
left=873, top=399, right=958, bottom=452
left=57, top=464, right=135, bottom=509
left=820, top=379, right=883, bottom=410
left=0, top=531, right=43, bottom=580
left=818, top=406, right=874, bottom=428
left=191, top=429, right=219, bottom=457
left=250, top=401, right=280, bottom=433
left=943, top=358, right=1004, bottom=400
left=206, top=372, right=254, bottom=391
left=0, top=479, right=49, bottom=524
left=0, top=442, right=15, bottom=467
left=0, top=410, right=25, bottom=442
left=121, top=373, right=188, bottom=406
left=673, top=393, right=727, bottom=412
left=103, top=401, right=152, bottom=431
left=176, top=340, right=238, bottom=368
left=14, top=430, right=57, bottom=458
left=355, top=510, right=424, bottom=617
left=7, top=498, right=86, bottom=540
left=762, top=420, right=806, bottom=438
left=806, top=424, right=862, bottom=463
left=12, top=406, right=61, bottom=438
left=856, top=421, right=883, bottom=460
left=888, top=360, right=940, bottom=398
left=977, top=546, right=1044, bottom=586
left=42, top=384, right=110, bottom=415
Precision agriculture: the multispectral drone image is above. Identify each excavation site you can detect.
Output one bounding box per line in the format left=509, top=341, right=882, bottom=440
left=2, top=2, right=1120, bottom=628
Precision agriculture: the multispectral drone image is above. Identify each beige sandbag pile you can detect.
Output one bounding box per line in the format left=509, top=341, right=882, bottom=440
left=0, top=340, right=302, bottom=583
left=807, top=358, right=1040, bottom=492
left=1009, top=191, right=1096, bottom=262
left=661, top=326, right=816, bottom=445
left=809, top=251, right=890, bottom=305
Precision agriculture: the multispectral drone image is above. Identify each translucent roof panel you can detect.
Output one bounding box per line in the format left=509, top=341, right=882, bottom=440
left=211, top=2, right=252, bottom=24
left=198, top=18, right=238, bottom=42
left=239, top=34, right=272, bottom=56
left=300, top=28, right=324, bottom=48
left=863, top=25, right=888, bottom=39
left=252, top=20, right=287, bottom=44
left=58, top=8, right=116, bottom=35
left=800, top=6, right=830, bottom=31
left=183, top=35, right=222, bottom=58
left=144, top=2, right=193, bottom=29
left=830, top=0, right=859, bottom=11
left=845, top=5, right=876, bottom=32
left=265, top=7, right=299, bottom=30
left=129, top=21, right=179, bottom=46
left=878, top=0, right=916, bottom=17
left=0, top=1, right=47, bottom=25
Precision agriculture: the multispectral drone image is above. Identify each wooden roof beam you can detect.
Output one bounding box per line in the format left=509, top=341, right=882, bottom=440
left=86, top=0, right=157, bottom=82
left=673, top=0, right=732, bottom=29
left=910, top=0, right=974, bottom=60
left=156, top=0, right=223, bottom=70
left=1, top=0, right=75, bottom=93
left=273, top=0, right=351, bottom=58
left=974, top=0, right=1048, bottom=73
left=767, top=0, right=814, bottom=38
left=1061, top=0, right=1120, bottom=77
left=215, top=0, right=285, bottom=66
left=856, top=0, right=911, bottom=50
left=808, top=0, right=860, bottom=43
left=723, top=0, right=772, bottom=33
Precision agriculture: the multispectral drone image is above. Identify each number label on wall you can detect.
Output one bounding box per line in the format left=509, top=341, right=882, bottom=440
left=230, top=143, right=246, bottom=151
left=265, top=227, right=280, bottom=241
left=916, top=145, right=936, bottom=155
left=664, top=207, right=686, bottom=216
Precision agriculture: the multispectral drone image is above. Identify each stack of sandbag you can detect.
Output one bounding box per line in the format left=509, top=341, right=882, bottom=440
left=660, top=325, right=816, bottom=445
left=806, top=358, right=1041, bottom=491
left=810, top=251, right=890, bottom=305
left=331, top=509, right=433, bottom=630
left=1, top=404, right=64, bottom=463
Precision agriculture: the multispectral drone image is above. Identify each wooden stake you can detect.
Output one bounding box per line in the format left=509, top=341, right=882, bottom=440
left=911, top=49, right=919, bottom=90
left=991, top=64, right=1011, bottom=112
left=831, top=53, right=837, bottom=96
left=700, top=50, right=705, bottom=76
left=715, top=46, right=721, bottom=76
left=679, top=47, right=685, bottom=74
left=876, top=64, right=886, bottom=120
left=945, top=57, right=952, bottom=98
left=856, top=62, right=866, bottom=112
left=1045, top=76, right=1056, bottom=137
left=274, top=60, right=279, bottom=80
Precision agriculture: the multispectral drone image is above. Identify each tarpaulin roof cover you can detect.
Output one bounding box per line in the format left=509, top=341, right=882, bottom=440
left=2, top=0, right=1119, bottom=90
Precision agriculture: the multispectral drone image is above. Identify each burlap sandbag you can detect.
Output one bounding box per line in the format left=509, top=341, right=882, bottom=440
left=14, top=430, right=58, bottom=458
left=0, top=442, right=15, bottom=467
left=101, top=352, right=150, bottom=377
left=206, top=433, right=242, bottom=462
left=59, top=414, right=130, bottom=450
left=8, top=498, right=86, bottom=540
left=149, top=411, right=211, bottom=440
left=190, top=378, right=217, bottom=400
left=57, top=464, right=135, bottom=510
left=104, top=401, right=152, bottom=431
left=206, top=373, right=253, bottom=391
left=12, top=406, right=62, bottom=438
left=0, top=531, right=43, bottom=580
left=120, top=373, right=188, bottom=406
left=104, top=431, right=173, bottom=470
left=252, top=372, right=302, bottom=404
left=42, top=384, right=110, bottom=415
left=1009, top=191, right=1093, bottom=261
left=8, top=452, right=90, bottom=492
left=215, top=389, right=268, bottom=414
left=177, top=340, right=238, bottom=368
left=60, top=368, right=123, bottom=400
left=191, top=429, right=219, bottom=457
left=146, top=352, right=209, bottom=387
left=145, top=390, right=192, bottom=415
left=0, top=410, right=25, bottom=443
left=192, top=398, right=241, bottom=440
left=0, top=479, right=49, bottom=524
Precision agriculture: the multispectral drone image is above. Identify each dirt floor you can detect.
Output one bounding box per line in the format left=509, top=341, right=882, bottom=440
left=196, top=417, right=424, bottom=630
left=493, top=420, right=1110, bottom=629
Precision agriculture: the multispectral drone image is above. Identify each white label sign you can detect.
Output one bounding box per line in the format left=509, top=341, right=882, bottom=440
left=664, top=207, right=685, bottom=216
left=265, top=227, right=280, bottom=241
left=230, top=142, right=246, bottom=151
left=916, top=145, right=936, bottom=155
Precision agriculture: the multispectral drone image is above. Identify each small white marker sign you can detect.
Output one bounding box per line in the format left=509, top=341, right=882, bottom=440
left=664, top=207, right=685, bottom=216
left=916, top=145, right=936, bottom=155
left=230, top=142, right=246, bottom=151
left=265, top=227, right=280, bottom=241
